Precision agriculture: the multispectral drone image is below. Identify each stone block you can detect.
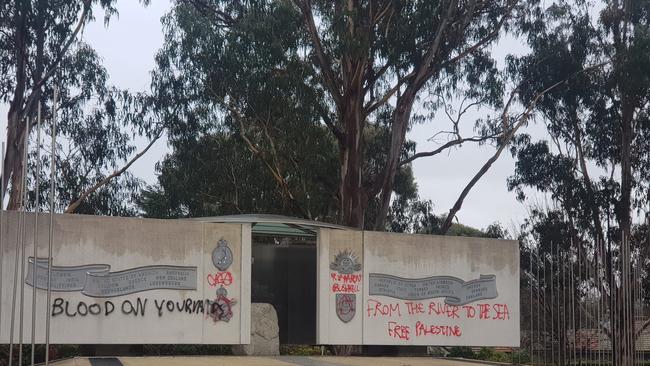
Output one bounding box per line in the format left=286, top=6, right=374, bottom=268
left=232, top=303, right=279, bottom=356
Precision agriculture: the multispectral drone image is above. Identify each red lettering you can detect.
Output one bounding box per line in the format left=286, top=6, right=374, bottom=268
left=492, top=304, right=510, bottom=320
left=446, top=305, right=460, bottom=319
left=366, top=299, right=401, bottom=317
left=462, top=305, right=476, bottom=318
left=428, top=301, right=442, bottom=315
left=388, top=321, right=410, bottom=340
left=478, top=303, right=491, bottom=319
left=206, top=272, right=233, bottom=287
left=405, top=302, right=425, bottom=315
left=414, top=321, right=462, bottom=337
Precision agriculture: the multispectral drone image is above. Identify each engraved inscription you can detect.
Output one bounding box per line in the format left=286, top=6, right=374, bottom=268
left=25, top=257, right=197, bottom=297
left=368, top=273, right=497, bottom=306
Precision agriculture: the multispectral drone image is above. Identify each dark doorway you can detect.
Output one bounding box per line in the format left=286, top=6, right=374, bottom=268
left=251, top=234, right=317, bottom=344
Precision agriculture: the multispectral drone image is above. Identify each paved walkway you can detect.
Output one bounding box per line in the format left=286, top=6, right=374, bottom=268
left=50, top=356, right=492, bottom=366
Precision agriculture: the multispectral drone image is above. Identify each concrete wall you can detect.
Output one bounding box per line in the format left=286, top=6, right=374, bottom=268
left=318, top=229, right=520, bottom=347
left=0, top=211, right=251, bottom=344
left=0, top=211, right=517, bottom=347
left=317, top=229, right=363, bottom=344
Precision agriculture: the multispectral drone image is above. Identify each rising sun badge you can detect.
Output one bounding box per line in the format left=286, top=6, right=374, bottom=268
left=330, top=249, right=361, bottom=274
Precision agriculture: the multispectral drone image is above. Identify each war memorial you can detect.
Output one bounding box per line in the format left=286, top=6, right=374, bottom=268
left=0, top=211, right=519, bottom=354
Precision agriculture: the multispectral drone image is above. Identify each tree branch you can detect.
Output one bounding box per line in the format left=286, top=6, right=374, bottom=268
left=439, top=62, right=609, bottom=234
left=399, top=134, right=498, bottom=166
left=364, top=71, right=415, bottom=116
left=182, top=0, right=235, bottom=26
left=23, top=0, right=92, bottom=117
left=293, top=0, right=342, bottom=107
left=64, top=127, right=164, bottom=213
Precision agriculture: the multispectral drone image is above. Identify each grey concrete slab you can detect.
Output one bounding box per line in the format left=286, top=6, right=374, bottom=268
left=49, top=356, right=494, bottom=366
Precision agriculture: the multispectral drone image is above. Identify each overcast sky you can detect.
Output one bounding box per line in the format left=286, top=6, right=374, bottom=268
left=2, top=0, right=549, bottom=231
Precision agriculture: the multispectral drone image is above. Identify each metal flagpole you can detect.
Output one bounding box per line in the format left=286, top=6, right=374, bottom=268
left=569, top=238, right=578, bottom=362
left=0, top=142, right=4, bottom=362
left=537, top=244, right=541, bottom=366
left=18, top=115, right=30, bottom=366
left=44, top=88, right=58, bottom=366
left=558, top=243, right=563, bottom=365
left=30, top=103, right=42, bottom=366
left=542, top=255, right=548, bottom=365
left=597, top=239, right=603, bottom=366
left=610, top=225, right=615, bottom=366
left=561, top=243, right=566, bottom=366
left=530, top=245, right=534, bottom=365
left=550, top=240, right=555, bottom=366
left=578, top=236, right=589, bottom=361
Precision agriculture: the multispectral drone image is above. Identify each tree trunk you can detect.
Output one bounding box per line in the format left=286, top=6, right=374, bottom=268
left=339, top=88, right=366, bottom=229
left=373, top=91, right=416, bottom=230
left=4, top=110, right=27, bottom=210
left=3, top=0, right=28, bottom=210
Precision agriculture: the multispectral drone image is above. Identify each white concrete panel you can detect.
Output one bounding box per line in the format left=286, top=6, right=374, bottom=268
left=326, top=230, right=363, bottom=345
left=0, top=211, right=245, bottom=344
left=362, top=232, right=520, bottom=346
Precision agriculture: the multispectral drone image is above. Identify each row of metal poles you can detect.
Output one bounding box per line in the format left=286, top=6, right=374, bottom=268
left=1, top=90, right=59, bottom=366
left=526, top=223, right=647, bottom=365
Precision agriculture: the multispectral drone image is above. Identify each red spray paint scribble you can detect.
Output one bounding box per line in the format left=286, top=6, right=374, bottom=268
left=206, top=295, right=236, bottom=323
left=207, top=271, right=233, bottom=287
left=330, top=272, right=362, bottom=293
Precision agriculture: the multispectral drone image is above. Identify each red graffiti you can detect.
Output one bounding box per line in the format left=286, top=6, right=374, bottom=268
left=492, top=303, right=510, bottom=320
left=330, top=272, right=362, bottom=293
left=405, top=301, right=425, bottom=315
left=207, top=272, right=233, bottom=287
left=367, top=299, right=512, bottom=322
left=330, top=272, right=362, bottom=283
left=331, top=283, right=360, bottom=293
left=388, top=321, right=410, bottom=340
left=415, top=322, right=462, bottom=337
left=462, top=305, right=476, bottom=318
left=367, top=299, right=401, bottom=317
left=427, top=302, right=460, bottom=318
left=478, top=303, right=491, bottom=319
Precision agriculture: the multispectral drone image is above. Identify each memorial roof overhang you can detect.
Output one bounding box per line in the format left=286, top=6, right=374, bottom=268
left=190, top=214, right=353, bottom=237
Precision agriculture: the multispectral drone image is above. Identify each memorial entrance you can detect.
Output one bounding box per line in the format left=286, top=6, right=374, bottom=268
left=251, top=234, right=317, bottom=344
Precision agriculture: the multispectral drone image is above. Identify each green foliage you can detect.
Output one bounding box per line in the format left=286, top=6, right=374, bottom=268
left=448, top=346, right=476, bottom=359
left=1, top=0, right=157, bottom=215
left=141, top=344, right=231, bottom=356
left=280, top=345, right=328, bottom=356
left=387, top=196, right=508, bottom=238
left=447, top=347, right=529, bottom=364
left=139, top=129, right=339, bottom=220
left=146, top=0, right=519, bottom=227
left=507, top=0, right=650, bottom=234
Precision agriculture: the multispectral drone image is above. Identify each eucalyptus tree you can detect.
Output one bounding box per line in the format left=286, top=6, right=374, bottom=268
left=1, top=0, right=160, bottom=215
left=508, top=0, right=650, bottom=363
left=154, top=0, right=527, bottom=229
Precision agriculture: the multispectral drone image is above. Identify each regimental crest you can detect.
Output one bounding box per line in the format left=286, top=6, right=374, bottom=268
left=330, top=249, right=361, bottom=274
left=335, top=294, right=356, bottom=323
left=208, top=286, right=236, bottom=323
left=212, top=239, right=233, bottom=271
